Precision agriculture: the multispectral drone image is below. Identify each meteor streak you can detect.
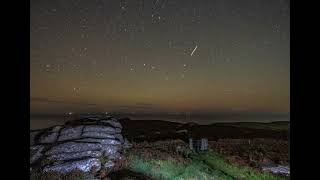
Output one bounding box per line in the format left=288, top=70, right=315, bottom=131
left=190, top=45, right=198, bottom=56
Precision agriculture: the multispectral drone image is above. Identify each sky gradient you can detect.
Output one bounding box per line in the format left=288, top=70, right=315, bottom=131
left=31, top=0, right=290, bottom=117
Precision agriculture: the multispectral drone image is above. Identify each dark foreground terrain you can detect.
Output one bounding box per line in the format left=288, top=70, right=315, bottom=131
left=31, top=117, right=289, bottom=180
left=119, top=118, right=289, bottom=142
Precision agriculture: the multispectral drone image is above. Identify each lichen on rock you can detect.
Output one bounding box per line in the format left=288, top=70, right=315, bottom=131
left=30, top=116, right=129, bottom=176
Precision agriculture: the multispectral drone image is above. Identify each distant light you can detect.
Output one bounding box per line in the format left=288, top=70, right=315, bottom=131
left=68, top=112, right=73, bottom=115
left=105, top=112, right=108, bottom=115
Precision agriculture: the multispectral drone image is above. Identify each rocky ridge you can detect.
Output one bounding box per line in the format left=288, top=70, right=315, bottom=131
left=30, top=116, right=131, bottom=175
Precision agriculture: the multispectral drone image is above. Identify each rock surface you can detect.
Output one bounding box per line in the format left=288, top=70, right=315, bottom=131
left=43, top=158, right=101, bottom=174
left=30, top=116, right=128, bottom=175
left=261, top=165, right=290, bottom=176
left=30, top=145, right=44, bottom=164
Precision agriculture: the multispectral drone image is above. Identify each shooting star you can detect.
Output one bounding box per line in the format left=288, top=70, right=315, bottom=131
left=190, top=45, right=198, bottom=56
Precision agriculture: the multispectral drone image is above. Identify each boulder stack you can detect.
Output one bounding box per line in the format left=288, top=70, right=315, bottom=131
left=30, top=116, right=131, bottom=175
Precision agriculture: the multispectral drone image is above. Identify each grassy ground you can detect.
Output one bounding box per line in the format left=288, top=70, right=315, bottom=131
left=127, top=153, right=232, bottom=180
left=196, top=152, right=284, bottom=180
left=123, top=142, right=286, bottom=180
left=30, top=140, right=288, bottom=180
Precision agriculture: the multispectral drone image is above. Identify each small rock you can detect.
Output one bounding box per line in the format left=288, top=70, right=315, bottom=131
left=262, top=165, right=290, bottom=176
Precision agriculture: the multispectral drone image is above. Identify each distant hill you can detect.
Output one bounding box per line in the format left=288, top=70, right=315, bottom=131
left=213, top=121, right=290, bottom=131
left=118, top=117, right=289, bottom=142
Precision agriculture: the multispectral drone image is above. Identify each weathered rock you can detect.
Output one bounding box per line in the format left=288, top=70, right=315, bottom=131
left=47, top=151, right=102, bottom=161
left=108, top=152, right=121, bottom=160
left=83, top=125, right=116, bottom=134
left=101, top=119, right=122, bottom=129
left=58, top=126, right=83, bottom=141
left=43, top=158, right=101, bottom=174
left=115, top=128, right=121, bottom=134
left=60, top=126, right=84, bottom=135
left=114, top=134, right=124, bottom=143
left=30, top=145, right=44, bottom=164
left=51, top=125, right=63, bottom=132
left=31, top=116, right=125, bottom=175
left=30, top=131, right=42, bottom=146
left=102, top=145, right=121, bottom=157
left=39, top=132, right=58, bottom=144
left=46, top=142, right=102, bottom=155
left=75, top=138, right=121, bottom=145
left=81, top=131, right=116, bottom=139
left=104, top=160, right=115, bottom=169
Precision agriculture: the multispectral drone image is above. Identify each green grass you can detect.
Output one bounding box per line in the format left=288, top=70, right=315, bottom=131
left=125, top=150, right=285, bottom=180
left=127, top=154, right=232, bottom=180
left=196, top=151, right=284, bottom=180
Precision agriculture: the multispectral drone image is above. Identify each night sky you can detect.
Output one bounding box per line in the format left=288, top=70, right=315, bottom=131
left=30, top=0, right=290, bottom=117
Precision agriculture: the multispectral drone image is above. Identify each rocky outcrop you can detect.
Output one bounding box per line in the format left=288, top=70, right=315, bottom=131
left=43, top=158, right=102, bottom=174
left=30, top=116, right=130, bottom=175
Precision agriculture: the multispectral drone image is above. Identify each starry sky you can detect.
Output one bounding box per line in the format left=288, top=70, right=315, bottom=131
left=30, top=0, right=290, bottom=117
